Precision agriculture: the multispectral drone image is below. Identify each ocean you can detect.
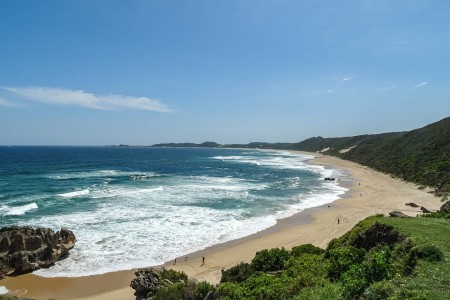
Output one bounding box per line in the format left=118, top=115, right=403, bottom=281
left=0, top=146, right=348, bottom=277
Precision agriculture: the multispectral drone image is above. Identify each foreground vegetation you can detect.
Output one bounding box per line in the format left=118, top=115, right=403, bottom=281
left=141, top=214, right=449, bottom=299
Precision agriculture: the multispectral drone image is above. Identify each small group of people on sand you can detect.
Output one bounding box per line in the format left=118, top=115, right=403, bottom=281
left=174, top=256, right=205, bottom=266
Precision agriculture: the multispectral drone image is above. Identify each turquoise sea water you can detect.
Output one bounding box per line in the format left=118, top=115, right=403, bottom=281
left=0, top=147, right=348, bottom=276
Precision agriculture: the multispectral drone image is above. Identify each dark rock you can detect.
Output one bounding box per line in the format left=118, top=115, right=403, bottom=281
left=420, top=206, right=432, bottom=213
left=405, top=202, right=420, bottom=208
left=130, top=268, right=163, bottom=300
left=439, top=200, right=450, bottom=213
left=389, top=211, right=411, bottom=218
left=0, top=226, right=76, bottom=276
left=0, top=236, right=10, bottom=253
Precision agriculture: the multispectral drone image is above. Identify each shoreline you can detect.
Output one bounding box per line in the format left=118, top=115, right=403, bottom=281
left=0, top=152, right=443, bottom=300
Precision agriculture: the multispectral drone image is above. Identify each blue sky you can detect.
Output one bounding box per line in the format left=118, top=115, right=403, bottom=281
left=1, top=0, right=449, bottom=145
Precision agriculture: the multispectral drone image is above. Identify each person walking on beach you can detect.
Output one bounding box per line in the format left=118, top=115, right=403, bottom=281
left=202, top=256, right=205, bottom=266
left=338, top=218, right=340, bottom=225
left=174, top=258, right=177, bottom=265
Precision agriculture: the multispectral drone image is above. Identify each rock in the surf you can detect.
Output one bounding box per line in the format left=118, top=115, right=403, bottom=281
left=0, top=225, right=76, bottom=276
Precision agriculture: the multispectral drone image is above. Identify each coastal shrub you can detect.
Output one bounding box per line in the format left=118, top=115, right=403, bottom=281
left=339, top=246, right=394, bottom=299
left=153, top=281, right=185, bottom=300
left=181, top=280, right=198, bottom=300
left=291, top=243, right=324, bottom=257
left=292, top=283, right=342, bottom=300
left=391, top=238, right=415, bottom=275
left=362, top=280, right=395, bottom=300
left=284, top=253, right=327, bottom=280
left=391, top=288, right=428, bottom=300
left=340, top=263, right=368, bottom=299
left=326, top=246, right=365, bottom=281
left=243, top=273, right=290, bottom=300
left=195, top=281, right=216, bottom=299
left=251, top=247, right=290, bottom=272
left=364, top=246, right=393, bottom=283
left=220, top=262, right=255, bottom=283
left=411, top=244, right=444, bottom=262
left=159, top=268, right=188, bottom=283
left=420, top=212, right=450, bottom=219
left=216, top=282, right=246, bottom=300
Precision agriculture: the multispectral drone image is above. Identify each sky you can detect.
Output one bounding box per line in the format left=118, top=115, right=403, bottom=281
left=1, top=0, right=449, bottom=145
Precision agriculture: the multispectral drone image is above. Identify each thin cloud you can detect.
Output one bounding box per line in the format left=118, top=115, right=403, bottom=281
left=2, top=86, right=173, bottom=112
left=0, top=97, right=19, bottom=107
left=414, top=82, right=428, bottom=88
left=341, top=77, right=352, bottom=81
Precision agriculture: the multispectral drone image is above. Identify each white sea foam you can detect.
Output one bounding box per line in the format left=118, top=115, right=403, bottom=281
left=57, top=189, right=90, bottom=198
left=212, top=153, right=320, bottom=172
left=0, top=203, right=38, bottom=216
left=0, top=286, right=9, bottom=295
left=277, top=183, right=349, bottom=220
left=29, top=151, right=349, bottom=277
left=47, top=170, right=158, bottom=180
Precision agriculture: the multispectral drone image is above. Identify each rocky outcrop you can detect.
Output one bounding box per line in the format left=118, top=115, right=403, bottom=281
left=131, top=268, right=161, bottom=300
left=130, top=268, right=197, bottom=300
left=405, top=202, right=420, bottom=208
left=0, top=226, right=76, bottom=276
left=389, top=211, right=411, bottom=218
left=131, top=268, right=181, bottom=300
left=439, top=200, right=450, bottom=213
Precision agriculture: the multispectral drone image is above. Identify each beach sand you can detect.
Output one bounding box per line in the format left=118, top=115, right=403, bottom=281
left=0, top=152, right=443, bottom=300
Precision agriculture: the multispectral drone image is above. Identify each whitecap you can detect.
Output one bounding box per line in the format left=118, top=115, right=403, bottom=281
left=0, top=203, right=38, bottom=216
left=57, top=189, right=90, bottom=198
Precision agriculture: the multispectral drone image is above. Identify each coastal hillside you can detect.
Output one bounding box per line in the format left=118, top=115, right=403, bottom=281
left=293, top=117, right=450, bottom=198
left=131, top=214, right=450, bottom=299
left=149, top=117, right=450, bottom=198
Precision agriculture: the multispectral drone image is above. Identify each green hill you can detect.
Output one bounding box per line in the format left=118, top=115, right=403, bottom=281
left=293, top=117, right=450, bottom=198
left=148, top=117, right=450, bottom=198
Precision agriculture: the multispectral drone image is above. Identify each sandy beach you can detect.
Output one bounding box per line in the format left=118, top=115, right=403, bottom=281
left=0, top=152, right=443, bottom=300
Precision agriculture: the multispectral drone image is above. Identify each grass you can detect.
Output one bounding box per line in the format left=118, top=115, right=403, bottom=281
left=378, top=217, right=450, bottom=299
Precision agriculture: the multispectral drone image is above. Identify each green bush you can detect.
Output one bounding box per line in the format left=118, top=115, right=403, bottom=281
left=362, top=280, right=395, bottom=300
left=293, top=283, right=342, bottom=300
left=251, top=247, right=290, bottom=272
left=391, top=288, right=428, bottom=300
left=216, top=282, right=246, bottom=300
left=195, top=281, right=216, bottom=299
left=243, top=273, right=290, bottom=300
left=291, top=244, right=325, bottom=257
left=364, top=247, right=393, bottom=283
left=220, top=262, right=255, bottom=283
left=284, top=253, right=327, bottom=279
left=153, top=281, right=185, bottom=300
left=420, top=212, right=450, bottom=219
left=182, top=280, right=199, bottom=300
left=391, top=238, right=415, bottom=276
left=159, top=268, right=188, bottom=283
left=412, top=244, right=444, bottom=261
left=340, top=264, right=368, bottom=299
left=326, top=246, right=365, bottom=281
